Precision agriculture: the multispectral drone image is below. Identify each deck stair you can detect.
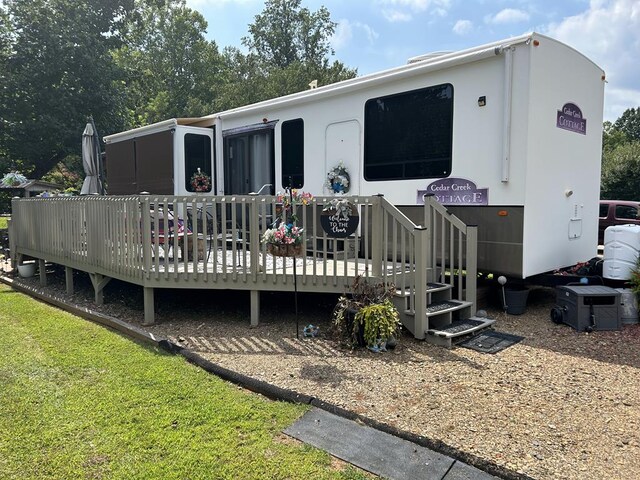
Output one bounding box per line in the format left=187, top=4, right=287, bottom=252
left=395, top=279, right=490, bottom=348
left=426, top=317, right=496, bottom=348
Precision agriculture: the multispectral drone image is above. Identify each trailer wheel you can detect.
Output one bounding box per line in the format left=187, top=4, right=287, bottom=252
left=550, top=306, right=564, bottom=324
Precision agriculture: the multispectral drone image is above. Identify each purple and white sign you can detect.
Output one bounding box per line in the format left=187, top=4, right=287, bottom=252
left=417, top=178, right=488, bottom=206
left=557, top=102, right=586, bottom=135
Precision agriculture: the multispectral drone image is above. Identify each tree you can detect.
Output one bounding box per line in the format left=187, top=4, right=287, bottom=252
left=613, top=107, right=640, bottom=142
left=114, top=0, right=223, bottom=126
left=0, top=0, right=133, bottom=178
left=232, top=0, right=356, bottom=101
left=600, top=141, right=640, bottom=200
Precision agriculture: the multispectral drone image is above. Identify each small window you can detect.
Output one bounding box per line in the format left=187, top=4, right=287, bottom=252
left=185, top=133, right=212, bottom=193
left=615, top=205, right=638, bottom=220
left=364, top=84, right=453, bottom=181
left=599, top=203, right=610, bottom=218
left=281, top=119, right=304, bottom=189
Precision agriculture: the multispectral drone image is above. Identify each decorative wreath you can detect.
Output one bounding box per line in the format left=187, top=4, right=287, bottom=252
left=325, top=161, right=350, bottom=194
left=190, top=168, right=211, bottom=192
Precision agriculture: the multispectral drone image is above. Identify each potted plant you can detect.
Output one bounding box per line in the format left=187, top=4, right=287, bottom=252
left=331, top=275, right=401, bottom=351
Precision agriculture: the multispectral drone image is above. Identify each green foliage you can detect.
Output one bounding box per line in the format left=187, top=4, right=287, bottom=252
left=354, top=299, right=401, bottom=348
left=613, top=107, right=640, bottom=142
left=601, top=107, right=640, bottom=200
left=0, top=284, right=369, bottom=480
left=331, top=276, right=399, bottom=348
left=0, top=0, right=357, bottom=184
left=114, top=0, right=223, bottom=126
left=0, top=0, right=133, bottom=178
left=629, top=255, right=640, bottom=301
left=600, top=141, right=640, bottom=200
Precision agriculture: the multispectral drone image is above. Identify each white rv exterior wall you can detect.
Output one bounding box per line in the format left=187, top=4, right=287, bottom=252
left=521, top=36, right=604, bottom=277
left=105, top=33, right=605, bottom=278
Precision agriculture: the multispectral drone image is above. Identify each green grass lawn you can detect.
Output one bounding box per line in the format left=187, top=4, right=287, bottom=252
left=0, top=216, right=8, bottom=229
left=0, top=284, right=368, bottom=480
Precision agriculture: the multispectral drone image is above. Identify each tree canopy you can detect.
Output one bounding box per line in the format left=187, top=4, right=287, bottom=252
left=0, top=0, right=356, bottom=183
left=601, top=107, right=640, bottom=200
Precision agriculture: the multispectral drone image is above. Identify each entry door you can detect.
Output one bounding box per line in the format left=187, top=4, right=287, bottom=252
left=325, top=120, right=360, bottom=195
left=224, top=129, right=274, bottom=195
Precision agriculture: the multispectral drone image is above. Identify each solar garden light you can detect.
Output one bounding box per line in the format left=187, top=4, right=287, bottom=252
left=498, top=275, right=508, bottom=312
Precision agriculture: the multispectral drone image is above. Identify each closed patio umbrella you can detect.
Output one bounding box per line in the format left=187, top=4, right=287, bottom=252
left=80, top=120, right=103, bottom=195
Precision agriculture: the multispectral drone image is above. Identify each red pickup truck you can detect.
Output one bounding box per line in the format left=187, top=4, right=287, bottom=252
left=599, top=200, right=640, bottom=244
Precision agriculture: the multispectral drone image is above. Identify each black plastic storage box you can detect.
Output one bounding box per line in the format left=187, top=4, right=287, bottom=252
left=551, top=285, right=621, bottom=332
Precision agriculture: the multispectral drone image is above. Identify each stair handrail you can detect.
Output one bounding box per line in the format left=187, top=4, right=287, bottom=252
left=423, top=193, right=477, bottom=314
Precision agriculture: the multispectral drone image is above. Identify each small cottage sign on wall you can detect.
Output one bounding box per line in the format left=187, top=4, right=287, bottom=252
left=321, top=199, right=359, bottom=238
left=557, top=102, right=586, bottom=135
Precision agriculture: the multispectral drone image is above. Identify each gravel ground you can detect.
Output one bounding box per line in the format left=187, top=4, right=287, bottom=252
left=5, top=264, right=640, bottom=480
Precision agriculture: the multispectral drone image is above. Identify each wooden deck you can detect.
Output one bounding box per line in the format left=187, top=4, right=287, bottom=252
left=9, top=194, right=477, bottom=340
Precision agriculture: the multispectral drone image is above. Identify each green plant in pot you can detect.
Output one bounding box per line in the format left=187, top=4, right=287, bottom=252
left=331, top=275, right=401, bottom=351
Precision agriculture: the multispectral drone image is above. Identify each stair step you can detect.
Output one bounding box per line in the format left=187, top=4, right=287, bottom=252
left=395, top=282, right=452, bottom=297
left=425, top=300, right=472, bottom=317
left=427, top=282, right=451, bottom=293
left=426, top=317, right=496, bottom=339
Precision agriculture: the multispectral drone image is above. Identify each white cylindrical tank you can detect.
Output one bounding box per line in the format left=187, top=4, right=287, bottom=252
left=603, top=224, right=640, bottom=280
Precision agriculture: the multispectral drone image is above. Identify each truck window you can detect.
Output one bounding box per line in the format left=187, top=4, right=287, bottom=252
left=364, top=83, right=453, bottom=181
left=185, top=133, right=213, bottom=193
left=615, top=205, right=638, bottom=220
left=281, top=118, right=304, bottom=189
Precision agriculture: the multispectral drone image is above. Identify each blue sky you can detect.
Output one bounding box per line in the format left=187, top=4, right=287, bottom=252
left=187, top=0, right=639, bottom=122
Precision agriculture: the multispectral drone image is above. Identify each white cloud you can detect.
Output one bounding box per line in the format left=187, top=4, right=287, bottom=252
left=544, top=0, right=640, bottom=121
left=485, top=8, right=530, bottom=24
left=377, top=0, right=451, bottom=22
left=452, top=19, right=473, bottom=35
left=332, top=19, right=379, bottom=50
left=382, top=9, right=412, bottom=22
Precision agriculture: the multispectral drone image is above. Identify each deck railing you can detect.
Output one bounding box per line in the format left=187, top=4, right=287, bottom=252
left=423, top=193, right=478, bottom=315
left=10, top=193, right=477, bottom=333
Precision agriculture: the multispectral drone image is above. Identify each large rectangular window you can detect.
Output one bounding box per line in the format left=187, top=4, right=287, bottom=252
left=364, top=83, right=453, bottom=181
left=281, top=118, right=304, bottom=189
left=185, top=133, right=213, bottom=193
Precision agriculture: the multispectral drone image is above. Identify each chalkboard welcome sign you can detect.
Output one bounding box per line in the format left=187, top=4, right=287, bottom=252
left=320, top=201, right=359, bottom=238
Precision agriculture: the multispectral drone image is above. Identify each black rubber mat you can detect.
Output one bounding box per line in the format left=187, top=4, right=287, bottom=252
left=284, top=408, right=498, bottom=479
left=458, top=330, right=524, bottom=354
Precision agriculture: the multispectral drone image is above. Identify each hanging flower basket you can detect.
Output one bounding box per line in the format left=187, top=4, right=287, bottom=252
left=267, top=242, right=303, bottom=257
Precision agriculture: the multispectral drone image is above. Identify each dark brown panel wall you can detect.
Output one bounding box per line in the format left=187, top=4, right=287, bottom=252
left=105, top=130, right=174, bottom=195
left=136, top=131, right=174, bottom=194
left=105, top=140, right=136, bottom=195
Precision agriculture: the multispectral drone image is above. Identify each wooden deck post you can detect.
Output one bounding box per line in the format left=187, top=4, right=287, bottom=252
left=143, top=287, right=155, bottom=326
left=250, top=290, right=260, bottom=327
left=89, top=273, right=111, bottom=306
left=65, top=266, right=74, bottom=295
left=465, top=225, right=478, bottom=316
left=140, top=194, right=152, bottom=279
left=413, top=227, right=428, bottom=339
left=371, top=195, right=384, bottom=278
left=39, top=259, right=47, bottom=286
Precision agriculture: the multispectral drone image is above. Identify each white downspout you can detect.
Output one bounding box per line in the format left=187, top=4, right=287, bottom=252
left=501, top=45, right=515, bottom=182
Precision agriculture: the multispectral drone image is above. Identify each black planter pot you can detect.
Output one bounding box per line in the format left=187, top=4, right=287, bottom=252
left=345, top=307, right=366, bottom=347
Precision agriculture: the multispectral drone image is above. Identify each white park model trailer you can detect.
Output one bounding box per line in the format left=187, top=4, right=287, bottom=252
left=104, top=32, right=605, bottom=278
